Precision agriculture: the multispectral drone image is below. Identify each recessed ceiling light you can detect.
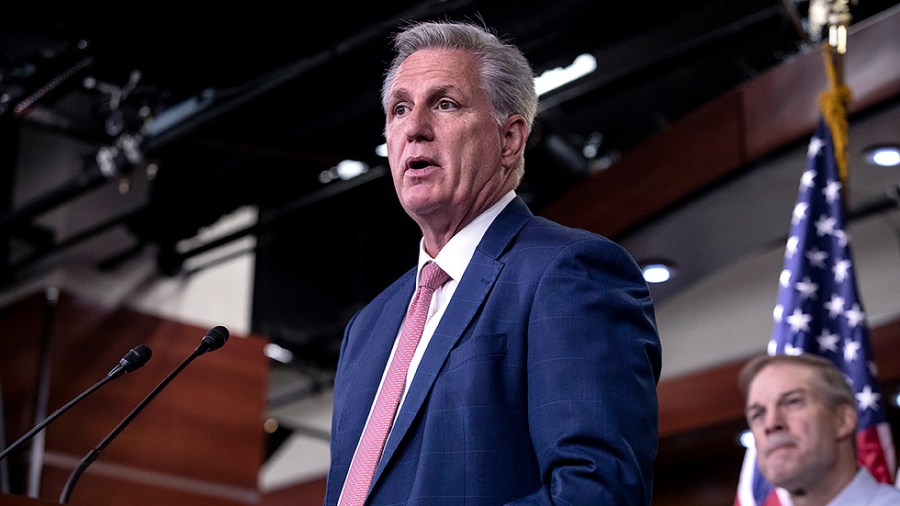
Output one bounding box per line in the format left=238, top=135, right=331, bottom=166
left=863, top=145, right=900, bottom=167
left=640, top=263, right=674, bottom=284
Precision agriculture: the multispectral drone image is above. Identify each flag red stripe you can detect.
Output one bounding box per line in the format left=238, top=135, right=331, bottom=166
left=858, top=425, right=891, bottom=483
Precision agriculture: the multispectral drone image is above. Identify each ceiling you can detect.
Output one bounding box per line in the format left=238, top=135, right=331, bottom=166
left=2, top=1, right=900, bottom=376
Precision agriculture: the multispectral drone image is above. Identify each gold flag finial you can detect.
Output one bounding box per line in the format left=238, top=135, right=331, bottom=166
left=816, top=0, right=853, bottom=187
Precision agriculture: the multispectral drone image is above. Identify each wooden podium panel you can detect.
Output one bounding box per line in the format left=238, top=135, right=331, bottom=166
left=0, top=289, right=269, bottom=505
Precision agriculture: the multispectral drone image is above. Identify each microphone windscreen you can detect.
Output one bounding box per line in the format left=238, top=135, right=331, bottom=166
left=201, top=325, right=229, bottom=352
left=121, top=344, right=153, bottom=373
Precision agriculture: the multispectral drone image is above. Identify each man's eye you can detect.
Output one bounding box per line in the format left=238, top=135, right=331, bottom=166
left=393, top=104, right=409, bottom=116
left=437, top=99, right=457, bottom=110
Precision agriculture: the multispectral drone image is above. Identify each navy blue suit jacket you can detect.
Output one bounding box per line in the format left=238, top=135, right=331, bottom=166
left=326, top=197, right=662, bottom=505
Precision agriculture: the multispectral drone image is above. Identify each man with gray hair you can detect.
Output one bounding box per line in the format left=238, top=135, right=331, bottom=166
left=740, top=353, right=900, bottom=505
left=325, top=19, right=661, bottom=505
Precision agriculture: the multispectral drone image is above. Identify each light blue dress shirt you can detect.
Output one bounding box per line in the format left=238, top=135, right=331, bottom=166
left=828, top=467, right=900, bottom=505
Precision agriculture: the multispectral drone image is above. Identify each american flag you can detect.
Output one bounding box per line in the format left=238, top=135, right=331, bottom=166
left=734, top=116, right=897, bottom=506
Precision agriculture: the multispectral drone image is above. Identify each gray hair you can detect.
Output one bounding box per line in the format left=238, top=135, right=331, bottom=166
left=381, top=20, right=538, bottom=184
left=739, top=353, right=856, bottom=411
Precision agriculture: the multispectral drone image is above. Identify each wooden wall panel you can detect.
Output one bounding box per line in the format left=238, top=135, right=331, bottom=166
left=540, top=91, right=744, bottom=238
left=0, top=290, right=269, bottom=506
left=260, top=477, right=326, bottom=506
left=0, top=494, right=58, bottom=505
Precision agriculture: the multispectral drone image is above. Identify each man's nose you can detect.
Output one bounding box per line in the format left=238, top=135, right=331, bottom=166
left=404, top=106, right=434, bottom=142
left=763, top=408, right=785, bottom=434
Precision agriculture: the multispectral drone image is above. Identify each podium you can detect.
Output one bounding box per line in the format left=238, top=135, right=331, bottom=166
left=0, top=290, right=270, bottom=505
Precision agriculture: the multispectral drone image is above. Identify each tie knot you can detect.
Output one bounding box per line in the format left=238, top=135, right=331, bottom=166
left=419, top=261, right=451, bottom=290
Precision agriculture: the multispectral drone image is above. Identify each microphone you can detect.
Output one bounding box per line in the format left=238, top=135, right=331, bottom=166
left=107, top=344, right=154, bottom=379
left=197, top=324, right=229, bottom=355
left=0, top=345, right=152, bottom=462
left=59, top=326, right=230, bottom=504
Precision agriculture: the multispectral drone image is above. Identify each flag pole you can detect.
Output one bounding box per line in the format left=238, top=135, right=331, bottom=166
left=818, top=0, right=852, bottom=199
left=819, top=4, right=899, bottom=486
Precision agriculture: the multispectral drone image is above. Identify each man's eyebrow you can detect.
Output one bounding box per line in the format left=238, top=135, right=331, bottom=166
left=430, top=84, right=460, bottom=96
left=779, top=387, right=806, bottom=399
left=388, top=88, right=409, bottom=103
left=745, top=388, right=806, bottom=413
left=389, top=84, right=463, bottom=102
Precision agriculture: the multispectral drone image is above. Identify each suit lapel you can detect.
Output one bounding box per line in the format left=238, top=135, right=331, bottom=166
left=372, top=197, right=533, bottom=483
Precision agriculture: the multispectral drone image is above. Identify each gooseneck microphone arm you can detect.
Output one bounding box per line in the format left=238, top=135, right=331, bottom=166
left=59, top=326, right=229, bottom=504
left=0, top=345, right=152, bottom=463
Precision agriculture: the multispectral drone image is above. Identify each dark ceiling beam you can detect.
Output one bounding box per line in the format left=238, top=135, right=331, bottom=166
left=537, top=1, right=788, bottom=113
left=140, top=0, right=475, bottom=158
left=540, top=5, right=900, bottom=239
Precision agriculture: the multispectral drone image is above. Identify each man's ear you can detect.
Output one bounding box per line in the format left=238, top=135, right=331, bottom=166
left=834, top=403, right=858, bottom=441
left=499, top=115, right=528, bottom=170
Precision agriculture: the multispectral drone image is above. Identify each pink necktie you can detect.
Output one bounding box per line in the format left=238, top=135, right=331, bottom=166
left=341, top=261, right=451, bottom=505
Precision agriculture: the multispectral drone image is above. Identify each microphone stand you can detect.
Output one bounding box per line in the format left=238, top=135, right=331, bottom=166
left=59, top=327, right=227, bottom=504
left=0, top=375, right=116, bottom=463
left=0, top=344, right=151, bottom=464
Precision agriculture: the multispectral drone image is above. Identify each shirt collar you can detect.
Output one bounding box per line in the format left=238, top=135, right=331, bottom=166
left=416, top=190, right=516, bottom=282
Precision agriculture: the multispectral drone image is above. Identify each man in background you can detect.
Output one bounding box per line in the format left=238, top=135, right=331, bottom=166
left=740, top=353, right=900, bottom=505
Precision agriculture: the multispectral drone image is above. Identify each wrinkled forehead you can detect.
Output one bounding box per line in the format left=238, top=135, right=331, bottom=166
left=392, top=49, right=481, bottom=90
left=747, top=362, right=816, bottom=405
